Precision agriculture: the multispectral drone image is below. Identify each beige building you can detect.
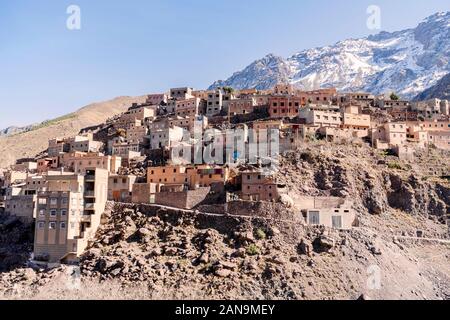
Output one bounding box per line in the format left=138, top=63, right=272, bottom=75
left=428, top=131, right=450, bottom=150
left=206, top=89, right=224, bottom=116
left=67, top=153, right=122, bottom=174
left=371, top=122, right=407, bottom=148
left=11, top=161, right=37, bottom=173
left=149, top=126, right=184, bottom=150
left=170, top=87, right=194, bottom=100
left=34, top=168, right=109, bottom=264
left=298, top=105, right=342, bottom=127
left=146, top=165, right=229, bottom=190
left=241, top=171, right=282, bottom=202
left=126, top=124, right=148, bottom=144
left=342, top=113, right=371, bottom=130
left=175, top=97, right=203, bottom=117
left=5, top=195, right=37, bottom=223
left=273, top=84, right=295, bottom=95
left=108, top=174, right=137, bottom=202
left=112, top=142, right=141, bottom=159
left=146, top=93, right=168, bottom=106
left=295, top=196, right=356, bottom=230
left=118, top=105, right=157, bottom=128
left=304, top=207, right=356, bottom=230
left=228, top=98, right=257, bottom=116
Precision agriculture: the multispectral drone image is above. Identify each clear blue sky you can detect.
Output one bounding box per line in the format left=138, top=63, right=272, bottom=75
left=0, top=0, right=448, bottom=128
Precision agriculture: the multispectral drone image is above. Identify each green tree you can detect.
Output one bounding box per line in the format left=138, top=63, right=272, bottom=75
left=390, top=92, right=400, bottom=101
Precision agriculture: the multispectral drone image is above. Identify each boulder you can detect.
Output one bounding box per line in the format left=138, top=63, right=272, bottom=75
left=215, top=268, right=232, bottom=278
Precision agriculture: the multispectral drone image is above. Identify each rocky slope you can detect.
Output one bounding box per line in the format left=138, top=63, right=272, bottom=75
left=0, top=95, right=146, bottom=169
left=0, top=142, right=448, bottom=300
left=210, top=12, right=450, bottom=99
left=414, top=73, right=450, bottom=101
left=277, top=142, right=450, bottom=220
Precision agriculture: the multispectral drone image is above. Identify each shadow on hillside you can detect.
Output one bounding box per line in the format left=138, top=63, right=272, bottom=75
left=0, top=213, right=34, bottom=273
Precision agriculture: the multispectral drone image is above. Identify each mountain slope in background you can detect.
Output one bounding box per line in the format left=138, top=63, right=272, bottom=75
left=414, top=73, right=450, bottom=101
left=0, top=96, right=146, bottom=169
left=210, top=12, right=450, bottom=99
left=0, top=125, right=37, bottom=137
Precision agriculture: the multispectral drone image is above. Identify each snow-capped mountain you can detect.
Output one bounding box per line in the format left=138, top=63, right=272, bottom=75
left=414, top=72, right=450, bottom=101
left=209, top=12, right=450, bottom=99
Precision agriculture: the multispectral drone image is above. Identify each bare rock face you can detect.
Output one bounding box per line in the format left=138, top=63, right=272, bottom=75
left=388, top=173, right=448, bottom=218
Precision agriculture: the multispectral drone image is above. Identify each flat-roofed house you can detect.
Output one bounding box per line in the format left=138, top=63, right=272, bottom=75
left=108, top=174, right=137, bottom=202
left=268, top=96, right=302, bottom=119
left=241, top=171, right=283, bottom=202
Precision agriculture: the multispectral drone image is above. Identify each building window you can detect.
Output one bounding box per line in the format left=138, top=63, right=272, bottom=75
left=38, top=222, right=45, bottom=229
left=39, top=209, right=45, bottom=217
left=49, top=222, right=56, bottom=230
left=50, top=210, right=57, bottom=217
left=309, top=211, right=320, bottom=225
left=60, top=222, right=66, bottom=229
left=50, top=198, right=57, bottom=205
left=332, top=216, right=342, bottom=229
left=61, top=210, right=67, bottom=216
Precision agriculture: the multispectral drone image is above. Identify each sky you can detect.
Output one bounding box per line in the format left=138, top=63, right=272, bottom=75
left=0, top=0, right=449, bottom=129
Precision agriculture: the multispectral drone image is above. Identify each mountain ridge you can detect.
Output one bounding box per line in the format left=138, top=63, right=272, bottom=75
left=414, top=72, right=450, bottom=101
left=209, top=12, right=450, bottom=99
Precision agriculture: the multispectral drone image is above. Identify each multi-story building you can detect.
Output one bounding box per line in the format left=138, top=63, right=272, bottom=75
left=34, top=168, right=109, bottom=264
left=48, top=138, right=70, bottom=157
left=268, top=95, right=302, bottom=118
left=149, top=126, right=184, bottom=150
left=371, top=122, right=407, bottom=148
left=126, top=124, right=148, bottom=144
left=342, top=113, right=371, bottom=130
left=206, top=89, right=224, bottom=116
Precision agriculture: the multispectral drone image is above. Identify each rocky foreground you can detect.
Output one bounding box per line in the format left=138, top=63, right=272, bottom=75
left=0, top=142, right=449, bottom=300
left=0, top=203, right=449, bottom=300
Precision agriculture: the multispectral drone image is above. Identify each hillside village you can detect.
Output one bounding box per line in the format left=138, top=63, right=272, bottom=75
left=0, top=84, right=449, bottom=283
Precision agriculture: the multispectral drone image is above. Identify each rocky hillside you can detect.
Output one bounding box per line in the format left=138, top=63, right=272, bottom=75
left=0, top=95, right=146, bottom=169
left=0, top=142, right=448, bottom=300
left=210, top=12, right=450, bottom=99
left=277, top=142, right=450, bottom=220
left=414, top=73, right=450, bottom=101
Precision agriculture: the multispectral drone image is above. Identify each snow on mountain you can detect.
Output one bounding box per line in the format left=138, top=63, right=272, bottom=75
left=209, top=12, right=450, bottom=99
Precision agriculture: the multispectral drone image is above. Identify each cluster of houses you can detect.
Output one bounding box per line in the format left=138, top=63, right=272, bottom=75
left=0, top=83, right=449, bottom=264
